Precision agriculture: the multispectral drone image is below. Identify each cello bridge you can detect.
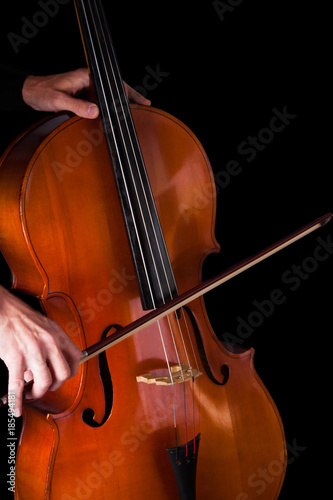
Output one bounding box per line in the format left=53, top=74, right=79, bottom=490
left=136, top=363, right=202, bottom=386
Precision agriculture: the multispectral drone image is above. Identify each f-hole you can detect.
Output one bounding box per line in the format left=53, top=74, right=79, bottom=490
left=82, top=324, right=121, bottom=427
left=183, top=306, right=229, bottom=386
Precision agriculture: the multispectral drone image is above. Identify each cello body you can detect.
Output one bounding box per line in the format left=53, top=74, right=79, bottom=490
left=0, top=105, right=286, bottom=499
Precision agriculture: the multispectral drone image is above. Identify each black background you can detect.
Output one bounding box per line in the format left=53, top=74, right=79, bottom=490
left=0, top=1, right=331, bottom=499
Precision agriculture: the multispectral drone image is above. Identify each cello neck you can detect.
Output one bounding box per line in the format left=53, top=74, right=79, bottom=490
left=74, top=0, right=178, bottom=310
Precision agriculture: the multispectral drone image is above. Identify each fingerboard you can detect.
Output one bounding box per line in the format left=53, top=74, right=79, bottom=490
left=74, top=0, right=178, bottom=310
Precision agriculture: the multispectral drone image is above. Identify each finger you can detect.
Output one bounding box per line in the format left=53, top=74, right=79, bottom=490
left=124, top=82, right=151, bottom=106
left=64, top=68, right=90, bottom=93
left=8, top=365, right=25, bottom=418
left=51, top=327, right=82, bottom=378
left=45, top=348, right=72, bottom=392
left=24, top=369, right=34, bottom=383
left=26, top=358, right=53, bottom=401
left=43, top=326, right=82, bottom=390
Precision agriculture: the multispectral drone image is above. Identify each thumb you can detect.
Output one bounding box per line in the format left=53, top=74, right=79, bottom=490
left=55, top=93, right=99, bottom=119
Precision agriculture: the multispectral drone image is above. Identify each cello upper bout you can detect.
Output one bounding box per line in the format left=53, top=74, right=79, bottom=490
left=131, top=104, right=220, bottom=293
left=0, top=113, right=71, bottom=295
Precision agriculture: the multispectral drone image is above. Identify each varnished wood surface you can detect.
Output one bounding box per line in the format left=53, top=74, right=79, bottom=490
left=0, top=2, right=331, bottom=499
left=0, top=106, right=286, bottom=499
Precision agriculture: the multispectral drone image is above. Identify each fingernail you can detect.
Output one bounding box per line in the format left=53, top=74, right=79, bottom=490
left=87, top=104, right=99, bottom=117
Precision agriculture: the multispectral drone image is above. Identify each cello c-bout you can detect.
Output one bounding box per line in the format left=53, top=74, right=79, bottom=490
left=0, top=0, right=286, bottom=498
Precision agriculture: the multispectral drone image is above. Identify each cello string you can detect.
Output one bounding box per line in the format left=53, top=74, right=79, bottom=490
left=88, top=0, right=194, bottom=373
left=89, top=0, right=200, bottom=445
left=83, top=3, right=160, bottom=303
left=81, top=0, right=179, bottom=382
left=82, top=0, right=183, bottom=439
left=85, top=0, right=183, bottom=392
left=155, top=320, right=178, bottom=433
left=180, top=311, right=201, bottom=448
left=86, top=0, right=197, bottom=437
left=181, top=312, right=200, bottom=375
left=91, top=1, right=176, bottom=305
left=83, top=0, right=197, bottom=447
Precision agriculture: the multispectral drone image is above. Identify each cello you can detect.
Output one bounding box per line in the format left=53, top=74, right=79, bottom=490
left=0, top=0, right=329, bottom=498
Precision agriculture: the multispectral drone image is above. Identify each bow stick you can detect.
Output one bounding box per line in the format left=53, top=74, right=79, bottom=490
left=0, top=213, right=331, bottom=407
